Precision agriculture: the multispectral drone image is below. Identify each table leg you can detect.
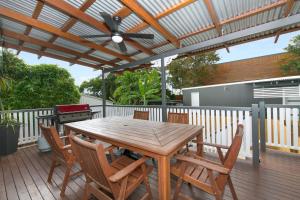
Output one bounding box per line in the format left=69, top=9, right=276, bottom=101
left=196, top=132, right=203, bottom=156
left=157, top=155, right=170, bottom=200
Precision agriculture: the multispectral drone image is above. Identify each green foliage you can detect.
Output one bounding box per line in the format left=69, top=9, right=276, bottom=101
left=113, top=69, right=161, bottom=105
left=281, top=35, right=300, bottom=74
left=168, top=52, right=219, bottom=90
left=1, top=50, right=80, bottom=109
left=79, top=73, right=116, bottom=100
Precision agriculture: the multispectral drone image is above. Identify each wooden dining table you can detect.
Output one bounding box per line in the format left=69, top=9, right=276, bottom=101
left=64, top=117, right=203, bottom=200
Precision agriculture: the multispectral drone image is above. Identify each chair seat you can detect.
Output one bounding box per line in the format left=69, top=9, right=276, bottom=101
left=111, top=156, right=153, bottom=198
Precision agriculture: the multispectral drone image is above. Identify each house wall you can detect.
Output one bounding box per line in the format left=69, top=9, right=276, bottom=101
left=183, top=84, right=282, bottom=107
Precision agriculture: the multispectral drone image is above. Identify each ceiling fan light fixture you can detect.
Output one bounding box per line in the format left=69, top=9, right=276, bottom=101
left=112, top=34, right=123, bottom=43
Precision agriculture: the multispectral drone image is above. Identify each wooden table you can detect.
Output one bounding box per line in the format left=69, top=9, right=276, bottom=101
left=64, top=117, right=203, bottom=200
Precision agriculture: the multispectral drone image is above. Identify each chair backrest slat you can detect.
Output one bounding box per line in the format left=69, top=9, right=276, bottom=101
left=40, top=125, right=65, bottom=158
left=167, top=112, right=189, bottom=124
left=133, top=110, right=149, bottom=120
left=69, top=135, right=117, bottom=194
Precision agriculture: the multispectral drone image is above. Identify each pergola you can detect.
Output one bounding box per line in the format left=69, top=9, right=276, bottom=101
left=1, top=0, right=300, bottom=117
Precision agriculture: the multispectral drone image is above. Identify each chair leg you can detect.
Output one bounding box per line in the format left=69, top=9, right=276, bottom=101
left=47, top=157, right=57, bottom=183
left=83, top=183, right=90, bottom=200
left=173, top=178, right=183, bottom=200
left=228, top=176, right=238, bottom=200
left=60, top=165, right=72, bottom=196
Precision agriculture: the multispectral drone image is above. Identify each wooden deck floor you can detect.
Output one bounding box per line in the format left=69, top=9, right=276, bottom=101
left=0, top=146, right=300, bottom=200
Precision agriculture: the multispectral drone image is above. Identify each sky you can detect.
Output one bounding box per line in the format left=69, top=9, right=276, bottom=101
left=15, top=30, right=300, bottom=86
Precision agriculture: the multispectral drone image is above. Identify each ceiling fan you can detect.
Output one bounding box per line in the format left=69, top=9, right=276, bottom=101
left=80, top=12, right=154, bottom=53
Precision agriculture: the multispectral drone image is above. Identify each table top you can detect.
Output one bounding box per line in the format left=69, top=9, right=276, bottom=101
left=65, top=117, right=202, bottom=156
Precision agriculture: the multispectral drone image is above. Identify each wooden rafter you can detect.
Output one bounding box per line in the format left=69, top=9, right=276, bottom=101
left=38, top=0, right=95, bottom=59
left=0, top=6, right=133, bottom=62
left=41, top=0, right=154, bottom=56
left=121, top=0, right=180, bottom=48
left=4, top=43, right=100, bottom=69
left=275, top=0, right=295, bottom=43
left=127, top=0, right=195, bottom=33
left=203, top=0, right=222, bottom=35
left=17, top=1, right=44, bottom=55
left=2, top=29, right=116, bottom=67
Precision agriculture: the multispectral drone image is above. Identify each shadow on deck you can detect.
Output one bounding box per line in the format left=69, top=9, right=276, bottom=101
left=0, top=146, right=300, bottom=200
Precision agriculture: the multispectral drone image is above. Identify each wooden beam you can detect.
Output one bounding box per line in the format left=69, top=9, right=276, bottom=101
left=121, top=0, right=180, bottom=48
left=203, top=0, right=222, bottom=35
left=41, top=0, right=153, bottom=56
left=4, top=43, right=101, bottom=69
left=275, top=0, right=295, bottom=43
left=2, top=29, right=116, bottom=66
left=38, top=0, right=95, bottom=58
left=125, top=39, right=153, bottom=55
left=17, top=1, right=44, bottom=55
left=127, top=0, right=195, bottom=33
left=114, top=7, right=132, bottom=18
left=0, top=6, right=134, bottom=62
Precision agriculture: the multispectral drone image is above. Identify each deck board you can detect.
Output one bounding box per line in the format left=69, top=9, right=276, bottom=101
left=0, top=146, right=300, bottom=200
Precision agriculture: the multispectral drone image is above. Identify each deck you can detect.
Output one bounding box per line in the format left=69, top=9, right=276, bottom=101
left=0, top=146, right=300, bottom=200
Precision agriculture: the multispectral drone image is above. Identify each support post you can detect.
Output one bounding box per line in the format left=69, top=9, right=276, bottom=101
left=160, top=58, right=167, bottom=122
left=259, top=101, right=266, bottom=152
left=252, top=104, right=260, bottom=167
left=102, top=71, right=106, bottom=118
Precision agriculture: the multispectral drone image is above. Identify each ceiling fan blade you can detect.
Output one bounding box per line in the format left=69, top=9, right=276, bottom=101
left=100, top=12, right=117, bottom=32
left=122, top=33, right=154, bottom=39
left=118, top=41, right=127, bottom=53
left=80, top=34, right=110, bottom=38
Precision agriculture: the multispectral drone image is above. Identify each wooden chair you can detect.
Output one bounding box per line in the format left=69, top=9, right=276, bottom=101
left=167, top=112, right=190, bottom=151
left=39, top=124, right=82, bottom=196
left=69, top=134, right=153, bottom=200
left=133, top=110, right=149, bottom=120
left=171, top=124, right=244, bottom=200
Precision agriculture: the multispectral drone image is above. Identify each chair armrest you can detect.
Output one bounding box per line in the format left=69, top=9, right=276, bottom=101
left=109, top=157, right=148, bottom=182
left=61, top=144, right=72, bottom=150
left=104, top=145, right=117, bottom=153
left=192, top=140, right=230, bottom=149
left=175, top=154, right=230, bottom=174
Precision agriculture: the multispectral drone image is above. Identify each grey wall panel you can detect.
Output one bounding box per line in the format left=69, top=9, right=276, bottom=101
left=183, top=84, right=282, bottom=107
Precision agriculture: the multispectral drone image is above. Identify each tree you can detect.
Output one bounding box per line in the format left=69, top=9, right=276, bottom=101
left=281, top=35, right=300, bottom=74
left=2, top=51, right=80, bottom=109
left=113, top=69, right=161, bottom=105
left=79, top=73, right=117, bottom=100
left=168, top=52, right=219, bottom=91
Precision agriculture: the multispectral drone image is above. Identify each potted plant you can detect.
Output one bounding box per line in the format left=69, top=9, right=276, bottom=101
left=0, top=47, right=21, bottom=155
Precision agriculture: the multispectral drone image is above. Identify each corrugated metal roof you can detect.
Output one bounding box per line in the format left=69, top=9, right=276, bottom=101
left=68, top=21, right=104, bottom=36
left=38, top=5, right=70, bottom=29
left=105, top=42, right=138, bottom=55
left=3, top=36, right=19, bottom=46
left=181, top=29, right=219, bottom=47
left=78, top=58, right=101, bottom=65
left=64, top=0, right=85, bottom=9
left=132, top=27, right=166, bottom=48
left=23, top=42, right=41, bottom=51
left=137, top=0, right=182, bottom=16
left=29, top=28, right=53, bottom=41
left=119, top=13, right=144, bottom=32
left=291, top=0, right=300, bottom=15
left=1, top=0, right=37, bottom=17
left=85, top=0, right=123, bottom=22
left=45, top=48, right=76, bottom=59
left=90, top=50, right=116, bottom=61
left=211, top=0, right=280, bottom=21
left=159, top=0, right=213, bottom=38
left=0, top=18, right=27, bottom=34
left=132, top=52, right=149, bottom=60
left=153, top=43, right=175, bottom=54
left=223, top=7, right=284, bottom=34
left=54, top=37, right=90, bottom=53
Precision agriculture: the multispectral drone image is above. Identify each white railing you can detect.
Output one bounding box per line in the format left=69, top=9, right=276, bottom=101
left=106, top=105, right=253, bottom=158
left=266, top=105, right=300, bottom=150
